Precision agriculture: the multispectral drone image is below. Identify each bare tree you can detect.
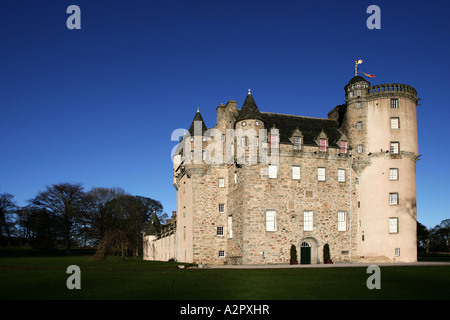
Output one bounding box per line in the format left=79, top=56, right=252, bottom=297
left=30, top=183, right=86, bottom=255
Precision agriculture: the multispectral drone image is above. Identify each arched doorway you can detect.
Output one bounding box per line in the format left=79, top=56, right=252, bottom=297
left=300, top=241, right=311, bottom=264
left=300, top=237, right=318, bottom=264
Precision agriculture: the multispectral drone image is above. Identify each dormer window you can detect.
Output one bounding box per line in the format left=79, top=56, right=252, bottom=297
left=319, top=139, right=327, bottom=152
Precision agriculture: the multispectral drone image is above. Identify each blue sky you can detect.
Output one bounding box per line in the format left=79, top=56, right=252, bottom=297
left=0, top=0, right=449, bottom=229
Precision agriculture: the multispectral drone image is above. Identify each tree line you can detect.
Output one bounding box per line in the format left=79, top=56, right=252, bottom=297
left=0, top=183, right=168, bottom=258
left=417, top=220, right=450, bottom=254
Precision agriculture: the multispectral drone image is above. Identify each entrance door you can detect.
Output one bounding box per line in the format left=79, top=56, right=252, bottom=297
left=300, top=241, right=311, bottom=264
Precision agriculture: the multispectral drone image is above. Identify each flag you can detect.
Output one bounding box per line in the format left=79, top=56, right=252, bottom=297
left=361, top=72, right=375, bottom=78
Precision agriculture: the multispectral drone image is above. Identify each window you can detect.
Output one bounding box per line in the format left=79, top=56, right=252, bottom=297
left=218, top=250, right=225, bottom=257
left=268, top=165, right=277, bottom=179
left=318, top=167, right=325, bottom=181
left=228, top=216, right=232, bottom=238
left=338, top=169, right=346, bottom=182
left=234, top=172, right=237, bottom=184
left=357, top=121, right=363, bottom=130
left=293, top=136, right=301, bottom=150
left=389, top=218, right=399, bottom=233
left=389, top=193, right=399, bottom=205
left=390, top=98, right=399, bottom=109
left=292, top=166, right=300, bottom=180
left=303, top=211, right=313, bottom=231
left=390, top=142, right=399, bottom=154
left=391, top=117, right=399, bottom=129
left=241, top=136, right=247, bottom=147
left=356, top=102, right=361, bottom=109
left=219, top=203, right=225, bottom=213
left=270, top=135, right=278, bottom=148
left=319, top=139, right=327, bottom=152
left=349, top=92, right=354, bottom=98
left=340, top=141, right=348, bottom=154
left=395, top=248, right=400, bottom=256
left=338, top=211, right=347, bottom=231
left=389, top=168, right=399, bottom=181
left=254, top=136, right=259, bottom=147
left=217, top=226, right=224, bottom=236
left=218, top=178, right=225, bottom=188
left=357, top=90, right=361, bottom=96
left=266, top=210, right=276, bottom=231
left=357, top=145, right=363, bottom=153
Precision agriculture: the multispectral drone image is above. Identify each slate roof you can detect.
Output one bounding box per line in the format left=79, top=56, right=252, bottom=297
left=145, top=212, right=162, bottom=236
left=188, top=109, right=208, bottom=136
left=235, top=93, right=264, bottom=122
left=345, top=75, right=370, bottom=90
left=260, top=112, right=343, bottom=147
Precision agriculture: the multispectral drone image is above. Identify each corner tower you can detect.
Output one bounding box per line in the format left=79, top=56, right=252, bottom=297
left=343, top=76, right=419, bottom=262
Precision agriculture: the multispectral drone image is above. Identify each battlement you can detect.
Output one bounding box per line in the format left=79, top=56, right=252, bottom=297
left=367, top=83, right=417, bottom=102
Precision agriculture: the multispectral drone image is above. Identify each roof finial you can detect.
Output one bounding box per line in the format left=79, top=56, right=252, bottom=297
left=248, top=89, right=251, bottom=95
left=197, top=107, right=200, bottom=113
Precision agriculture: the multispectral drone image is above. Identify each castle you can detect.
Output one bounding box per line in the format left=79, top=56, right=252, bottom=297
left=144, top=75, right=420, bottom=265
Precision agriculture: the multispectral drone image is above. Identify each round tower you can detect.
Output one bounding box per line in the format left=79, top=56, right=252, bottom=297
left=343, top=76, right=419, bottom=263
left=234, top=90, right=265, bottom=164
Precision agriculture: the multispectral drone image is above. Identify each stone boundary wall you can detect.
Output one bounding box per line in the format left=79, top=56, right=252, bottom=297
left=143, top=234, right=176, bottom=261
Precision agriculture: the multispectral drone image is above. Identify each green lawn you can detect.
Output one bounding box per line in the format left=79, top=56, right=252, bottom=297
left=0, top=251, right=449, bottom=300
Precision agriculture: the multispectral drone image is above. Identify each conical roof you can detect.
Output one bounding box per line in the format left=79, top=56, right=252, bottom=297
left=188, top=108, right=208, bottom=136
left=236, top=90, right=264, bottom=122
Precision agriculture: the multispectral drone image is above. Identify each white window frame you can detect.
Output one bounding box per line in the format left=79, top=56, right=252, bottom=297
left=319, top=139, right=327, bottom=152
left=357, top=145, right=363, bottom=153
left=318, top=167, right=326, bottom=181
left=395, top=248, right=400, bottom=256
left=217, top=226, right=224, bottom=236
left=389, top=168, right=399, bottom=181
left=268, top=165, right=277, bottom=179
left=218, top=178, right=225, bottom=188
left=218, top=250, right=225, bottom=257
left=389, top=193, right=399, bottom=205
left=303, top=211, right=313, bottom=231
left=390, top=142, right=399, bottom=154
left=390, top=98, right=399, bottom=109
left=266, top=210, right=276, bottom=231
left=338, top=169, right=346, bottom=182
left=389, top=218, right=399, bottom=234
left=391, top=117, right=399, bottom=129
left=228, top=216, right=232, bottom=239
left=338, top=211, right=347, bottom=231
left=293, top=136, right=301, bottom=150
left=270, top=135, right=278, bottom=149
left=218, top=203, right=225, bottom=213
left=340, top=141, right=348, bottom=154
left=292, top=166, right=300, bottom=180
left=357, top=121, right=363, bottom=130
